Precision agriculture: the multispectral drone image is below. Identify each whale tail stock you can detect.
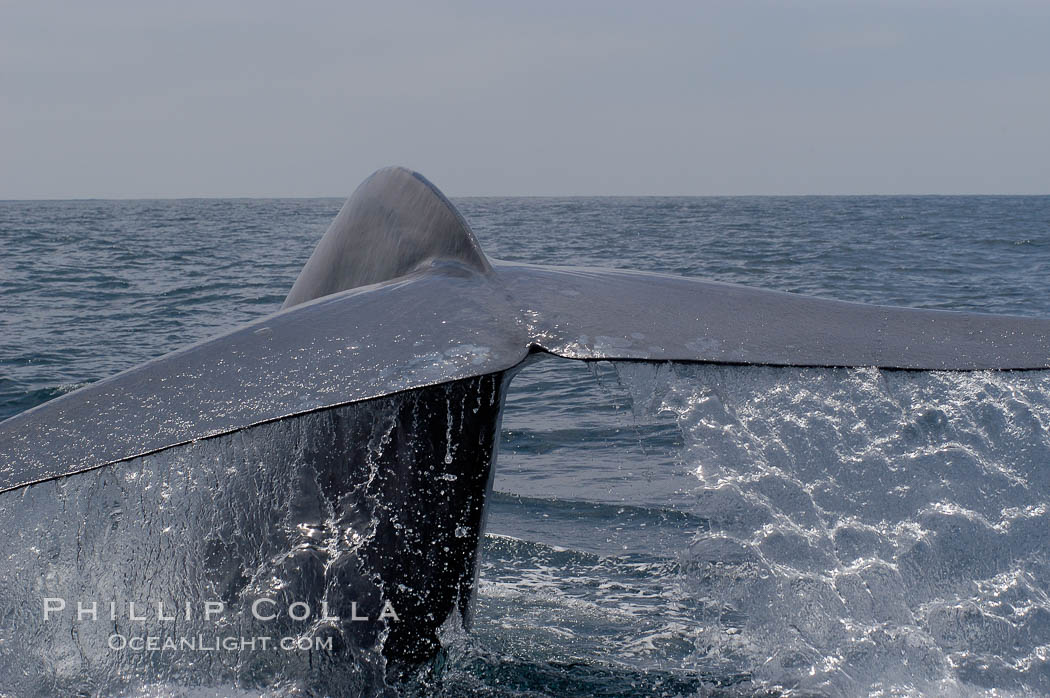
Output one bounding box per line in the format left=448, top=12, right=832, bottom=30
left=282, top=167, right=492, bottom=308
left=1, top=167, right=1049, bottom=670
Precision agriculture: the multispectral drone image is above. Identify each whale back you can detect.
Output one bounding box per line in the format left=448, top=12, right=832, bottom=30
left=283, top=166, right=492, bottom=308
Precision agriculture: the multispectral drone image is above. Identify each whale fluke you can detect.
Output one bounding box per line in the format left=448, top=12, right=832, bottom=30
left=501, top=263, right=1050, bottom=369
left=2, top=167, right=1050, bottom=676
left=3, top=167, right=1050, bottom=494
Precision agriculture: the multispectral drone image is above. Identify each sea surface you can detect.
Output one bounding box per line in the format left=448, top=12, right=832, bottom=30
left=1, top=195, right=1049, bottom=696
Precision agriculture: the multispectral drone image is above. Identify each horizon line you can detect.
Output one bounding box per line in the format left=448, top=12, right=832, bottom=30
left=2, top=192, right=1049, bottom=202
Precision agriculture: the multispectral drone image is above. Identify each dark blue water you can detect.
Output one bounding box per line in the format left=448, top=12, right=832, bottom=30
left=2, top=196, right=1050, bottom=696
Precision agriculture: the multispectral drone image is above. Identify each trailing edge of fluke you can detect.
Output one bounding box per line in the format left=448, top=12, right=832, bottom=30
left=2, top=166, right=1049, bottom=493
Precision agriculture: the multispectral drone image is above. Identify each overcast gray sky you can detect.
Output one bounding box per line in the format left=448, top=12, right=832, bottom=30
left=2, top=1, right=1048, bottom=197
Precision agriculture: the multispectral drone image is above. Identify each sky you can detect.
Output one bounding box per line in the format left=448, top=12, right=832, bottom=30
left=2, top=1, right=1049, bottom=197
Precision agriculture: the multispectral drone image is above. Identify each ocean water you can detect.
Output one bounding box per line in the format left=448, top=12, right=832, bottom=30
left=1, top=195, right=1049, bottom=696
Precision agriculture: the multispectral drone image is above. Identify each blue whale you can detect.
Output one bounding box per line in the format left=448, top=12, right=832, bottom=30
left=1, top=167, right=1049, bottom=690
